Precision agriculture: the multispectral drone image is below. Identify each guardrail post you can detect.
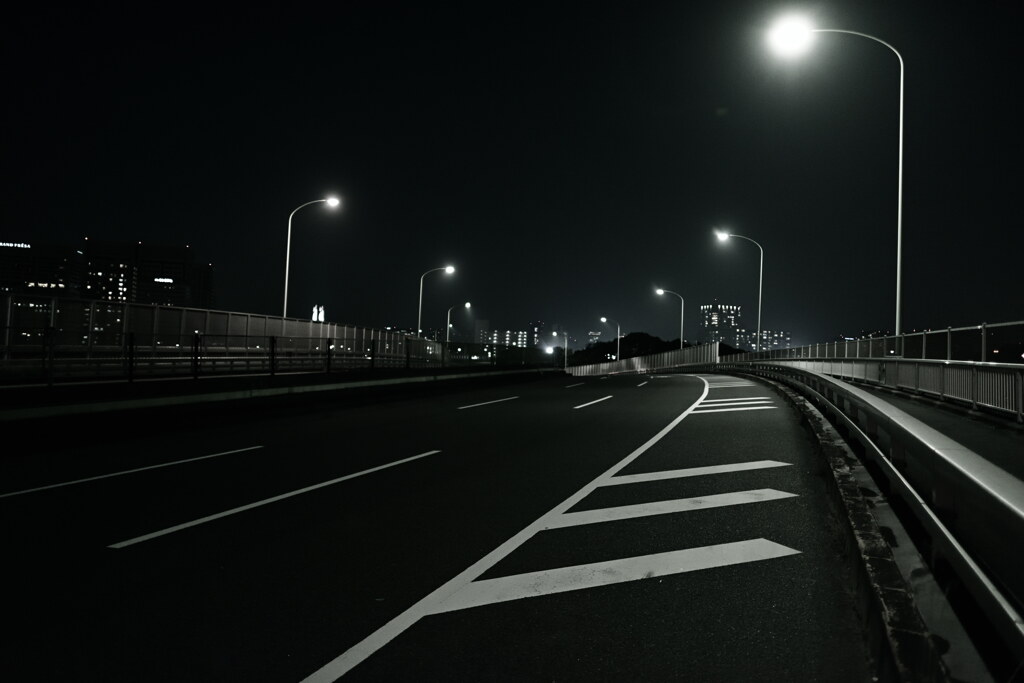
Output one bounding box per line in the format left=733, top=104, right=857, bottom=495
left=1017, top=370, right=1023, bottom=424
left=946, top=327, right=952, bottom=361
left=269, top=336, right=277, bottom=376
left=980, top=322, right=987, bottom=362
left=191, top=332, right=201, bottom=379
left=325, top=337, right=332, bottom=374
left=127, top=331, right=136, bottom=382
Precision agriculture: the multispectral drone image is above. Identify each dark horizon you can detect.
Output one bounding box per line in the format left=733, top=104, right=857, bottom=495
left=5, top=2, right=1022, bottom=347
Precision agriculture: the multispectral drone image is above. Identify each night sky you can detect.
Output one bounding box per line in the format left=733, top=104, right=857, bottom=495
left=4, top=1, right=1022, bottom=347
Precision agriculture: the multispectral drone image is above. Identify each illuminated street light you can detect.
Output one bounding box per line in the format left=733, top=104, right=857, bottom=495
left=714, top=229, right=764, bottom=352
left=447, top=301, right=471, bottom=343
left=767, top=16, right=905, bottom=336
left=282, top=196, right=341, bottom=318
left=600, top=316, right=621, bottom=361
left=656, top=288, right=685, bottom=350
left=418, top=265, right=456, bottom=337
left=552, top=330, right=569, bottom=371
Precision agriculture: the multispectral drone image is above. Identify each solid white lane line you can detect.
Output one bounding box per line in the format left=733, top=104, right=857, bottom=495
left=432, top=539, right=800, bottom=614
left=707, top=383, right=755, bottom=388
left=637, top=381, right=648, bottom=387
left=298, top=377, right=710, bottom=683
left=108, top=450, right=441, bottom=549
left=546, top=489, right=797, bottom=529
left=604, top=460, right=792, bottom=486
left=565, top=383, right=585, bottom=388
left=457, top=396, right=519, bottom=410
left=0, top=446, right=264, bottom=499
left=573, top=395, right=613, bottom=410
left=701, top=397, right=773, bottom=403
left=691, top=406, right=779, bottom=414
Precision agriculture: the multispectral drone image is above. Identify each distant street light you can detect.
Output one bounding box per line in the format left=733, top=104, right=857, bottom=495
left=283, top=196, right=341, bottom=318
left=655, top=288, right=685, bottom=350
left=418, top=265, right=456, bottom=337
left=715, top=229, right=764, bottom=352
left=768, top=15, right=904, bottom=336
left=552, top=330, right=569, bottom=371
left=447, top=301, right=471, bottom=343
left=600, top=316, right=621, bottom=361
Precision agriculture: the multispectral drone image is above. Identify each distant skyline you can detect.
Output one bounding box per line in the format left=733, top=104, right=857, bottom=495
left=5, top=2, right=1021, bottom=346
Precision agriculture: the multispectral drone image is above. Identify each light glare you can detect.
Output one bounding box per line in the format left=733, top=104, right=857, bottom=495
left=464, top=301, right=471, bottom=309
left=326, top=197, right=341, bottom=207
left=656, top=288, right=665, bottom=295
left=768, top=16, right=815, bottom=58
left=715, top=229, right=731, bottom=242
left=445, top=265, right=455, bottom=274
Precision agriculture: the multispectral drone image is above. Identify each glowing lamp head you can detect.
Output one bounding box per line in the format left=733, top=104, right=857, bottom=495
left=325, top=197, right=341, bottom=208
left=715, top=229, right=731, bottom=242
left=464, top=301, right=471, bottom=309
left=656, top=288, right=665, bottom=295
left=600, top=317, right=608, bottom=323
left=444, top=265, right=455, bottom=274
left=545, top=347, right=554, bottom=355
left=768, top=16, right=815, bottom=58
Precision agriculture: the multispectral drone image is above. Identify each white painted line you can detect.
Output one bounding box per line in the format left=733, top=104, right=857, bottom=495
left=432, top=539, right=800, bottom=613
left=0, top=446, right=264, bottom=499
left=600, top=377, right=609, bottom=380
left=109, top=450, right=442, bottom=549
left=691, top=406, right=779, bottom=414
left=547, top=489, right=797, bottom=529
left=573, top=395, right=613, bottom=410
left=707, top=383, right=755, bottom=388
left=701, top=397, right=773, bottom=403
left=565, top=383, right=585, bottom=388
left=604, top=460, right=792, bottom=486
left=298, top=377, right=711, bottom=683
left=457, top=396, right=519, bottom=410
left=637, top=381, right=648, bottom=387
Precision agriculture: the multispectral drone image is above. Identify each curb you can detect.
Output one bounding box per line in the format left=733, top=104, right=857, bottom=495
left=760, top=375, right=951, bottom=683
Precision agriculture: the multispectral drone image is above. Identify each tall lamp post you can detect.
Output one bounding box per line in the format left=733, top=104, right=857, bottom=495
left=767, top=16, right=905, bottom=336
left=283, top=196, right=341, bottom=318
left=447, top=301, right=471, bottom=343
left=600, top=316, right=621, bottom=361
left=715, top=229, right=764, bottom=352
left=418, top=265, right=455, bottom=337
left=552, top=330, right=569, bottom=371
left=655, top=288, right=685, bottom=350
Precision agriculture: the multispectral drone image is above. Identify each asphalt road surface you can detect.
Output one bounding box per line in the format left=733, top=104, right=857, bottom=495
left=1, top=372, right=872, bottom=682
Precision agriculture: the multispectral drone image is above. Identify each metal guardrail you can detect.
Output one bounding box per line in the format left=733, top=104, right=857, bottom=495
left=715, top=363, right=1024, bottom=674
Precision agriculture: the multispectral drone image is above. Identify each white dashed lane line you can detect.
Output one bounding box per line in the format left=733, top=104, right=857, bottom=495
left=457, top=396, right=519, bottom=410
left=572, top=395, right=613, bottom=410
left=0, top=446, right=264, bottom=499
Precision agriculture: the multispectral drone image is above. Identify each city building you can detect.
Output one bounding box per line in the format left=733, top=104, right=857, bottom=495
left=701, top=302, right=742, bottom=347
left=1, top=237, right=213, bottom=308
left=737, top=328, right=792, bottom=351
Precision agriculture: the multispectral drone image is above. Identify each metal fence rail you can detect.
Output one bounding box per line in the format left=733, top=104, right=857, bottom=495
left=567, top=343, right=720, bottom=376
left=0, top=295, right=549, bottom=384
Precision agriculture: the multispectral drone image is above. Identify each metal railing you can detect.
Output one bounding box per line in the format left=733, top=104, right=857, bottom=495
left=730, top=320, right=1024, bottom=365
left=0, top=295, right=551, bottom=384
left=567, top=343, right=720, bottom=376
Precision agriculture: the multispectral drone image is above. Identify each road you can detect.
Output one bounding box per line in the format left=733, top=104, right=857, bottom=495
left=1, top=372, right=872, bottom=682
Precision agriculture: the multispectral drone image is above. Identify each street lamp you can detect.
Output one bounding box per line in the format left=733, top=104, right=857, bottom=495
left=714, top=229, right=764, bottom=352
left=655, top=288, right=685, bottom=350
left=552, top=330, right=569, bottom=371
left=600, top=316, right=621, bottom=361
left=283, top=196, right=341, bottom=318
left=418, top=265, right=455, bottom=337
left=447, top=301, right=471, bottom=343
left=767, top=15, right=905, bottom=336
